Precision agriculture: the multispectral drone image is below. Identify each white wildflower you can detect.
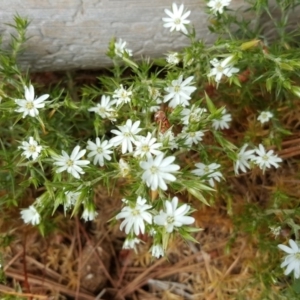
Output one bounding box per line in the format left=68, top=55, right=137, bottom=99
left=116, top=196, right=152, bottom=235
left=212, top=108, right=232, bottom=130
left=180, top=127, right=205, bottom=147
left=251, top=144, right=282, bottom=172
left=134, top=132, right=162, bottom=158
left=81, top=207, right=98, bottom=222
left=88, top=95, right=117, bottom=121
left=166, top=52, right=180, bottom=65
left=113, top=85, right=132, bottom=106
left=191, top=162, right=223, bottom=187
left=181, top=105, right=207, bottom=125
left=53, top=145, right=90, bottom=179
left=164, top=75, right=196, bottom=108
left=110, top=119, right=142, bottom=154
left=148, top=87, right=163, bottom=112
left=151, top=244, right=165, bottom=258
left=64, top=191, right=80, bottom=211
left=19, top=137, right=42, bottom=160
left=208, top=56, right=239, bottom=82
left=162, top=3, right=191, bottom=35
left=258, top=111, right=273, bottom=124
left=154, top=196, right=195, bottom=233
left=278, top=239, right=300, bottom=278
left=158, top=129, right=178, bottom=150
left=15, top=84, right=49, bottom=118
left=123, top=238, right=141, bottom=251
left=86, top=138, right=113, bottom=166
left=140, top=153, right=180, bottom=191
left=20, top=205, right=40, bottom=226
left=115, top=38, right=133, bottom=57
left=269, top=225, right=281, bottom=239
left=119, top=158, right=130, bottom=177
left=207, top=0, right=231, bottom=15
left=234, top=144, right=256, bottom=174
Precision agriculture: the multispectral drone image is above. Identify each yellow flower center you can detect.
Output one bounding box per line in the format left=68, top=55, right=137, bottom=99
left=29, top=145, right=36, bottom=153
left=262, top=155, right=269, bottom=161
left=167, top=216, right=174, bottom=223
left=216, top=65, right=224, bottom=73
left=174, top=18, right=181, bottom=25
left=142, top=145, right=150, bottom=152
left=150, top=166, right=158, bottom=174
left=26, top=101, right=34, bottom=109
left=174, top=85, right=181, bottom=93
left=67, top=159, right=74, bottom=167
left=97, top=147, right=103, bottom=154
left=132, top=209, right=140, bottom=216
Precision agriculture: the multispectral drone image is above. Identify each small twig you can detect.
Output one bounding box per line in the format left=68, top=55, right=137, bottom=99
left=75, top=216, right=82, bottom=300
left=22, top=234, right=31, bottom=298
left=5, top=268, right=95, bottom=300
left=3, top=250, right=23, bottom=272
left=25, top=255, right=62, bottom=281
left=0, top=285, right=47, bottom=299
left=148, top=279, right=193, bottom=299
left=117, top=257, right=166, bottom=297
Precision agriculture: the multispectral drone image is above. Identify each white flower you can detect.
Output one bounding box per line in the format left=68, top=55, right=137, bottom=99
left=20, top=205, right=40, bottom=225
left=110, top=119, right=142, bottom=154
left=81, top=207, right=98, bottom=222
left=258, top=111, right=273, bottom=124
left=115, top=38, right=133, bottom=57
left=19, top=137, right=42, bottom=160
left=154, top=197, right=195, bottom=233
left=134, top=132, right=162, bottom=158
left=140, top=153, right=180, bottom=191
left=166, top=52, right=180, bottom=65
left=64, top=191, right=80, bottom=211
left=113, top=85, right=132, bottom=106
left=119, top=158, right=130, bottom=177
left=164, top=75, right=196, bottom=108
left=148, top=86, right=161, bottom=101
left=151, top=244, right=164, bottom=258
left=278, top=240, right=300, bottom=278
left=191, top=162, right=223, bottom=187
left=123, top=238, right=141, bottom=251
left=162, top=3, right=191, bottom=35
left=208, top=56, right=239, bottom=82
left=234, top=144, right=256, bottom=174
left=251, top=144, right=282, bottom=172
left=88, top=95, right=117, bottom=120
left=86, top=138, right=113, bottom=166
left=181, top=105, right=207, bottom=125
left=116, top=196, right=152, bottom=235
left=158, top=129, right=178, bottom=150
left=212, top=108, right=232, bottom=130
left=15, top=84, right=49, bottom=118
left=269, top=225, right=281, bottom=238
left=147, top=87, right=163, bottom=112
left=180, top=127, right=205, bottom=147
left=53, top=145, right=90, bottom=179
left=207, top=0, right=231, bottom=15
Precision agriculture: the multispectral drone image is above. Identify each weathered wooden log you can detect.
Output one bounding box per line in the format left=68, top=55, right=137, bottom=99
left=0, top=0, right=295, bottom=71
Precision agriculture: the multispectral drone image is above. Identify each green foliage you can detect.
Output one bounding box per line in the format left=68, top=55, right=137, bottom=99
left=1, top=0, right=300, bottom=298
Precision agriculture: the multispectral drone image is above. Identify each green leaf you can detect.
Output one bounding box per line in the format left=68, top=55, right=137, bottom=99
left=187, top=187, right=210, bottom=206
left=292, top=278, right=300, bottom=294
